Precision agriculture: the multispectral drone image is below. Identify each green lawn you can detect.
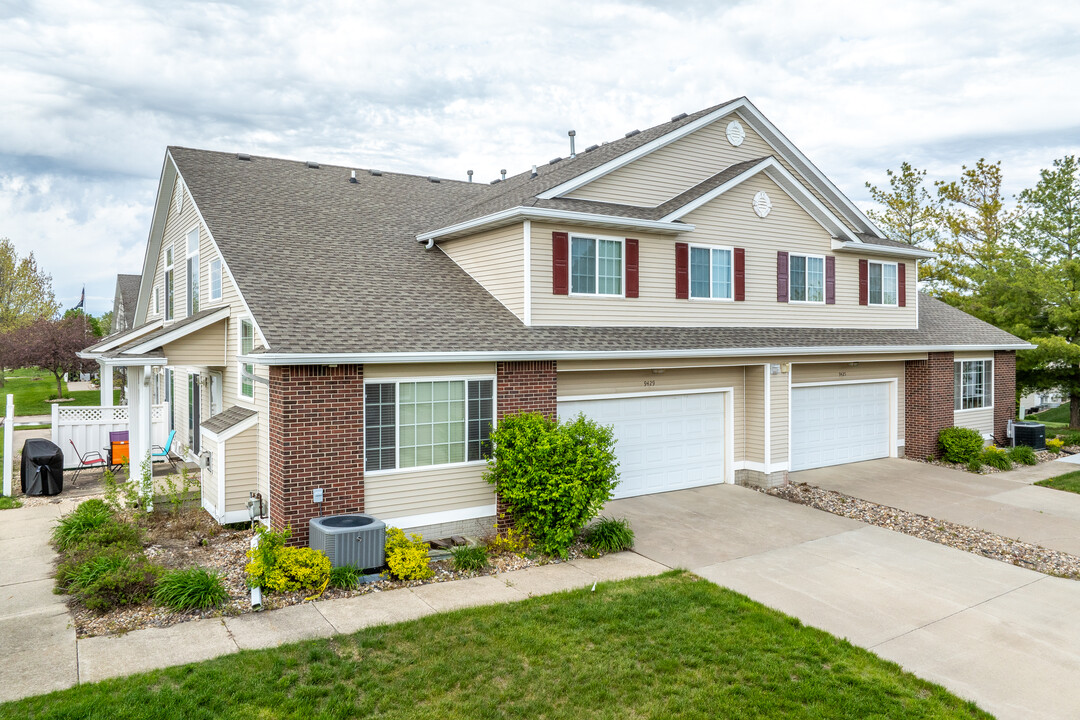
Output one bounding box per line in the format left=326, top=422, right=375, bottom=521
left=0, top=370, right=119, bottom=415
left=0, top=573, right=988, bottom=719
left=1036, top=469, right=1080, bottom=495
left=1029, top=404, right=1070, bottom=425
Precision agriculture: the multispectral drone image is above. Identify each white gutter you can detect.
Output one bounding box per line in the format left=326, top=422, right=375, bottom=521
left=241, top=342, right=1034, bottom=366
left=83, top=320, right=164, bottom=354
left=417, top=206, right=693, bottom=243
left=837, top=241, right=937, bottom=259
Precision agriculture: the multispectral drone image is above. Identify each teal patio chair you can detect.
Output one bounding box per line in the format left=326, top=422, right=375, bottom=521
left=151, top=429, right=178, bottom=471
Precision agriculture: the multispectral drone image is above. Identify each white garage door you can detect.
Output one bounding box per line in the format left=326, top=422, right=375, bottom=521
left=558, top=391, right=727, bottom=499
left=791, top=382, right=891, bottom=471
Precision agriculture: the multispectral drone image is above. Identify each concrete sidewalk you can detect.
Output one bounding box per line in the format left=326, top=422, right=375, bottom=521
left=792, top=457, right=1080, bottom=556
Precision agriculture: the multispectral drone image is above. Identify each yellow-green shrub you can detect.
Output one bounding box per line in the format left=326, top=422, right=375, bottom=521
left=1047, top=437, right=1065, bottom=453
left=384, top=527, right=433, bottom=581
left=486, top=526, right=529, bottom=556
left=981, top=445, right=1013, bottom=471
left=244, top=526, right=330, bottom=593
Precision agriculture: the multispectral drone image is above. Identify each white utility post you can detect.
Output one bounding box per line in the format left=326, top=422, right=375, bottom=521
left=99, top=361, right=113, bottom=408
left=3, top=394, right=13, bottom=496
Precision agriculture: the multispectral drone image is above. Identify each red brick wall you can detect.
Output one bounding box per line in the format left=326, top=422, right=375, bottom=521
left=904, top=352, right=955, bottom=460
left=994, top=350, right=1017, bottom=443
left=494, top=361, right=558, bottom=531
left=268, top=364, right=365, bottom=547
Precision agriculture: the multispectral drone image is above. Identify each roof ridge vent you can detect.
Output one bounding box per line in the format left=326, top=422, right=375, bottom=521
left=625, top=129, right=640, bottom=138
left=490, top=178, right=501, bottom=184
left=671, top=112, right=688, bottom=122
left=548, top=157, right=562, bottom=165
left=428, top=176, right=441, bottom=183
left=369, top=169, right=382, bottom=176
left=236, top=153, right=251, bottom=161
left=306, top=161, right=320, bottom=169
left=584, top=144, right=599, bottom=153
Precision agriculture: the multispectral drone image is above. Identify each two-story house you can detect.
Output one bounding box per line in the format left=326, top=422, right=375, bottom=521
left=81, top=97, right=1028, bottom=546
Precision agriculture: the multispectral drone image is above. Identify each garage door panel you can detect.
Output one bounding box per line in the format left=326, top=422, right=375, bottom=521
left=559, top=392, right=727, bottom=499
left=791, top=383, right=890, bottom=471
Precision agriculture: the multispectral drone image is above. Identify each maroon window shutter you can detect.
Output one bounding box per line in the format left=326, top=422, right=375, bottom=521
left=734, top=248, right=746, bottom=301
left=625, top=238, right=639, bottom=298
left=776, top=251, right=788, bottom=302
left=825, top=255, right=836, bottom=305
left=675, top=243, right=689, bottom=299
left=858, top=259, right=868, bottom=305
left=552, top=232, right=569, bottom=295
left=897, top=262, right=906, bottom=306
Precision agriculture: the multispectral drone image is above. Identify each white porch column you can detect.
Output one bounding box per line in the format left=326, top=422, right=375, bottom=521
left=99, top=361, right=113, bottom=407
left=128, top=365, right=153, bottom=487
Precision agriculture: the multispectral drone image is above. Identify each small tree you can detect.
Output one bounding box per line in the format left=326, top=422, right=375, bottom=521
left=485, top=412, right=619, bottom=557
left=0, top=238, right=59, bottom=387
left=9, top=316, right=96, bottom=400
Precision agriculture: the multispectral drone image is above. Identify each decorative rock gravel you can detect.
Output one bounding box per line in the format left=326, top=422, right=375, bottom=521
left=917, top=448, right=1073, bottom=474
left=767, top=483, right=1080, bottom=581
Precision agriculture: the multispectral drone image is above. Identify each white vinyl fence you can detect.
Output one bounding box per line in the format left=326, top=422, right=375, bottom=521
left=52, top=403, right=170, bottom=469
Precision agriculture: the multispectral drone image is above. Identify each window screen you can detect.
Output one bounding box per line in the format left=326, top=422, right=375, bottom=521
left=365, top=383, right=396, bottom=471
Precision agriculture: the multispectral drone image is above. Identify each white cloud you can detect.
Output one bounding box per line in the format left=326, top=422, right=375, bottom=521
left=2, top=0, right=1080, bottom=312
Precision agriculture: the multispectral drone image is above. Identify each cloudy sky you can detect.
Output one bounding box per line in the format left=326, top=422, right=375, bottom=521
left=3, top=0, right=1079, bottom=314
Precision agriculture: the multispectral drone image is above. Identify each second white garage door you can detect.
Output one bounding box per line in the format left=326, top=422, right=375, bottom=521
left=790, top=382, right=892, bottom=471
left=558, top=391, right=728, bottom=499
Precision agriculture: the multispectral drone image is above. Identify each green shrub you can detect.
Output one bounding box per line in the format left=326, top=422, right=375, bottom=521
left=1047, top=437, right=1065, bottom=454
left=384, top=527, right=433, bottom=581
left=966, top=458, right=983, bottom=473
left=155, top=568, right=228, bottom=610
left=329, top=564, right=361, bottom=590
left=246, top=543, right=331, bottom=594
left=73, top=519, right=143, bottom=554
left=53, top=499, right=114, bottom=551
left=78, top=558, right=163, bottom=612
left=486, top=526, right=528, bottom=555
left=1056, top=430, right=1080, bottom=447
left=59, top=551, right=132, bottom=592
left=0, top=496, right=22, bottom=510
left=938, top=427, right=985, bottom=464
left=981, top=445, right=1013, bottom=471
left=582, top=517, right=635, bottom=553
left=244, top=525, right=289, bottom=589
left=485, top=412, right=619, bottom=558
left=1008, top=444, right=1038, bottom=466
left=450, top=545, right=489, bottom=573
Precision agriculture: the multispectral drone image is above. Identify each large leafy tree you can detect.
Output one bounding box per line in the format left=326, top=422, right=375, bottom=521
left=8, top=315, right=96, bottom=401
left=0, top=238, right=59, bottom=386
left=1011, top=156, right=1080, bottom=425
left=864, top=162, right=940, bottom=248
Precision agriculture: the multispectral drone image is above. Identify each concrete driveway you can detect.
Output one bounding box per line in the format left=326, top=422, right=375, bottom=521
left=609, top=482, right=1080, bottom=720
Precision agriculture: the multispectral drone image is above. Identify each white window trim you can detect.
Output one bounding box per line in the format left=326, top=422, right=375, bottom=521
left=568, top=234, right=626, bottom=299
left=688, top=243, right=735, bottom=302
left=153, top=285, right=160, bottom=315
left=788, top=252, right=826, bottom=305
left=185, top=226, right=200, bottom=315
left=868, top=260, right=899, bottom=308
left=363, top=375, right=497, bottom=476
left=209, top=257, right=223, bottom=301
left=955, top=358, right=994, bottom=412
left=164, top=245, right=175, bottom=321
left=237, top=317, right=255, bottom=400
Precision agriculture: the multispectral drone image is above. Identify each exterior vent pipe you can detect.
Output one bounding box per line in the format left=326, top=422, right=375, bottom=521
left=501, top=169, right=507, bottom=181
left=349, top=170, right=357, bottom=183
left=568, top=129, right=576, bottom=158
left=530, top=165, right=538, bottom=178
left=467, top=170, right=473, bottom=182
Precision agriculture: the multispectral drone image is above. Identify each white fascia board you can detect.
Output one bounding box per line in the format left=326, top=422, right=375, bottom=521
left=417, top=206, right=693, bottom=243
left=167, top=150, right=271, bottom=351
left=122, top=306, right=231, bottom=355
left=88, top=355, right=168, bottom=367
left=133, top=157, right=175, bottom=325
left=536, top=98, right=747, bottom=200
left=83, top=319, right=165, bottom=355
left=241, top=342, right=1034, bottom=366
left=201, top=414, right=258, bottom=443
left=836, top=241, right=937, bottom=259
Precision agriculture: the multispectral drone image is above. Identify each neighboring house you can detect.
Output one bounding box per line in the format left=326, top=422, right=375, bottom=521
left=1020, top=389, right=1066, bottom=416
left=110, top=273, right=142, bottom=334
left=80, top=97, right=1030, bottom=546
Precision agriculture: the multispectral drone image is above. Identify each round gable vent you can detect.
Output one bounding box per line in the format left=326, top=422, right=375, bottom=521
left=753, top=191, right=772, bottom=217
left=726, top=120, right=745, bottom=146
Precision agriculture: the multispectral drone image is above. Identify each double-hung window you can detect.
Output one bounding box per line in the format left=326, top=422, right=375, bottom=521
left=209, top=258, right=222, bottom=301
left=164, top=246, right=174, bottom=321
left=239, top=319, right=254, bottom=399
left=689, top=245, right=733, bottom=300
left=955, top=359, right=993, bottom=410
left=789, top=253, right=825, bottom=303
left=570, top=236, right=623, bottom=295
left=186, top=228, right=200, bottom=315
left=868, top=261, right=898, bottom=306
left=364, top=378, right=494, bottom=472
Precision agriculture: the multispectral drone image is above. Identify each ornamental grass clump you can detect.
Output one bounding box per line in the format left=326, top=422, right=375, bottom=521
left=329, top=564, right=361, bottom=590
left=937, top=427, right=985, bottom=464
left=582, top=517, right=635, bottom=554
left=384, top=527, right=433, bottom=581
left=1008, top=444, right=1038, bottom=466
left=981, top=445, right=1013, bottom=471
left=485, top=411, right=619, bottom=558
left=53, top=499, right=114, bottom=551
left=155, top=568, right=228, bottom=610
left=450, top=544, right=489, bottom=573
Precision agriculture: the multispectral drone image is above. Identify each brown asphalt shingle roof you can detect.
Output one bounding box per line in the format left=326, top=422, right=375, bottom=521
left=202, top=406, right=257, bottom=435
left=116, top=274, right=141, bottom=328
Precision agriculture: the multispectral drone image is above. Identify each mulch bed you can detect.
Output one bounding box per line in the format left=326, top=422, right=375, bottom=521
left=768, top=483, right=1080, bottom=580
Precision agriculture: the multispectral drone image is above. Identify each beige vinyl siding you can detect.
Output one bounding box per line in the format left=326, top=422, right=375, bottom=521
left=530, top=174, right=916, bottom=329
left=793, top=361, right=906, bottom=442
left=162, top=322, right=227, bottom=366
left=364, top=363, right=497, bottom=380
left=743, top=365, right=765, bottom=464
left=439, top=224, right=525, bottom=321
left=770, top=367, right=789, bottom=466
left=200, top=435, right=218, bottom=510
left=953, top=352, right=996, bottom=437
left=565, top=112, right=855, bottom=232
left=364, top=465, right=496, bottom=520
left=224, top=426, right=259, bottom=513
left=557, top=366, right=746, bottom=463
